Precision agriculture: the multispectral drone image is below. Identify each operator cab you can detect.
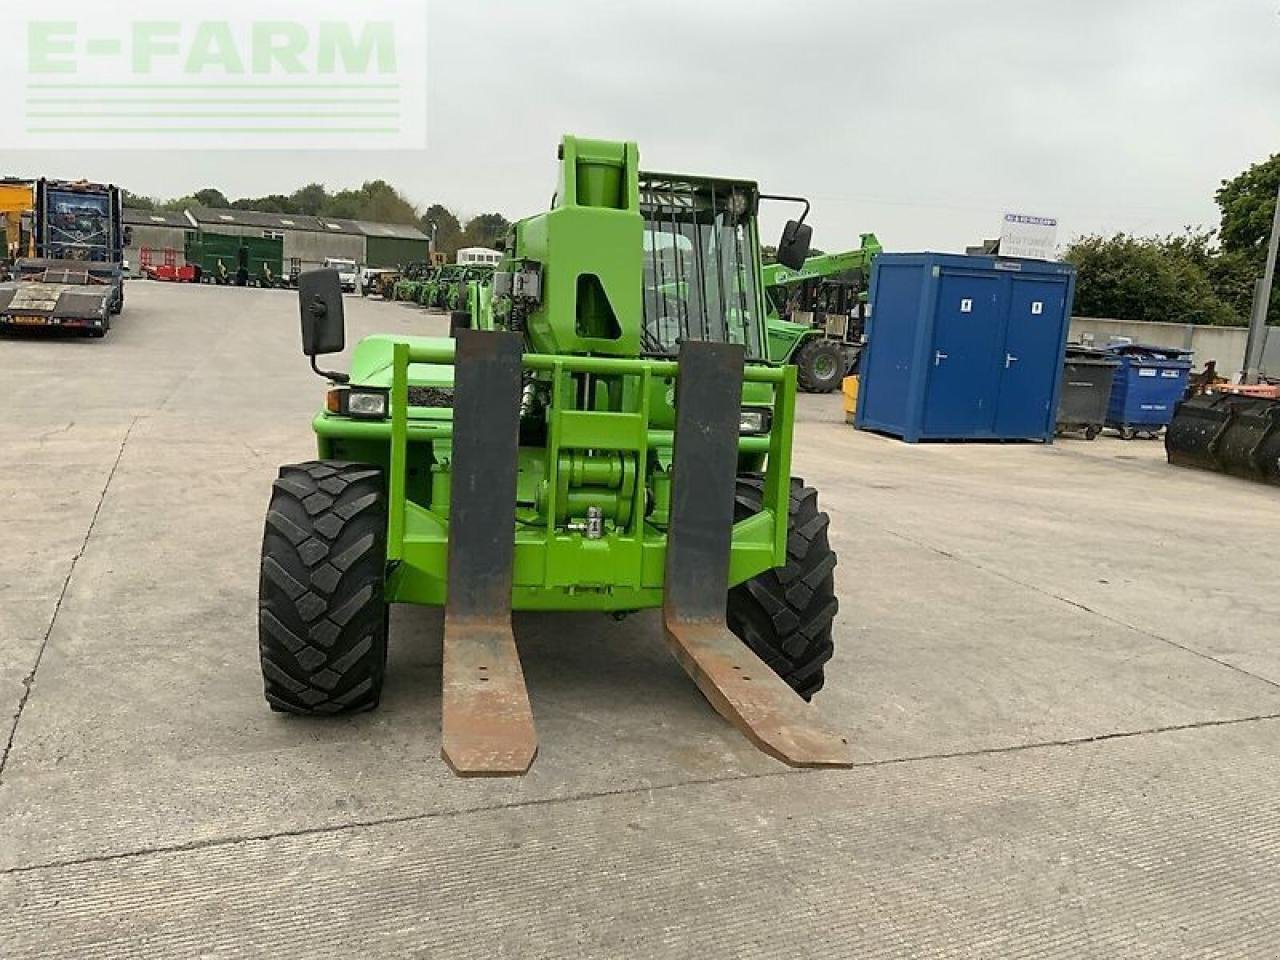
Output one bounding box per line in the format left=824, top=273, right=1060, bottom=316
left=639, top=175, right=810, bottom=361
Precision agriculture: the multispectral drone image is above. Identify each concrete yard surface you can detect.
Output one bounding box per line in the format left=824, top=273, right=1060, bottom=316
left=2, top=281, right=1279, bottom=958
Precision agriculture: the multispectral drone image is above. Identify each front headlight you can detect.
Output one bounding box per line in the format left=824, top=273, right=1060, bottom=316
left=326, top=386, right=389, bottom=419
left=739, top=408, right=772, bottom=435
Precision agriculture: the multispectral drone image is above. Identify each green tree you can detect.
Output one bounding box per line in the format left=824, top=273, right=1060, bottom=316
left=1217, top=154, right=1280, bottom=261
left=289, top=183, right=330, bottom=216
left=420, top=204, right=462, bottom=254
left=1064, top=231, right=1243, bottom=326
left=233, top=194, right=296, bottom=214
left=121, top=189, right=155, bottom=210
left=459, top=212, right=511, bottom=251
left=1216, top=154, right=1279, bottom=324
left=193, top=188, right=230, bottom=209
left=356, top=180, right=419, bottom=225
left=321, top=180, right=418, bottom=225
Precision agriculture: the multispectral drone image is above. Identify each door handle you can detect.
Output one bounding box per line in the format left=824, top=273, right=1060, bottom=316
left=934, top=351, right=948, bottom=366
left=1005, top=353, right=1019, bottom=369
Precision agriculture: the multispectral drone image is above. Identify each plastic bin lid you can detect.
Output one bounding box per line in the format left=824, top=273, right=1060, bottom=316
left=1065, top=344, right=1118, bottom=362
left=1100, top=342, right=1193, bottom=361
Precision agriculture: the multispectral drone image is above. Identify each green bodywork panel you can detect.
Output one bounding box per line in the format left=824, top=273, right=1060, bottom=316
left=312, top=136, right=799, bottom=612
left=764, top=234, right=882, bottom=363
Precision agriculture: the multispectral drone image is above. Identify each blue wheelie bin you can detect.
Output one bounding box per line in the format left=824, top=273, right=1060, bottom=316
left=1102, top=343, right=1193, bottom=439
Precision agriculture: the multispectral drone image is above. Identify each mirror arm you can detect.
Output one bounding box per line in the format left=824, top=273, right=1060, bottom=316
left=759, top=193, right=811, bottom=226
left=310, top=355, right=349, bottom=384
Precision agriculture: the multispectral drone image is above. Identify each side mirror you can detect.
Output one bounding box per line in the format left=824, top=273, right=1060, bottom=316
left=776, top=220, right=813, bottom=270
left=123, top=226, right=134, bottom=246
left=297, top=269, right=345, bottom=356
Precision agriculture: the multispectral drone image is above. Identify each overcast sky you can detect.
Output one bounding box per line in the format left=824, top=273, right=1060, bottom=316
left=3, top=0, right=1277, bottom=254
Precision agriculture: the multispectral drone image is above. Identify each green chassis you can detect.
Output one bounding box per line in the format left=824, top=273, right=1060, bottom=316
left=312, top=335, right=796, bottom=612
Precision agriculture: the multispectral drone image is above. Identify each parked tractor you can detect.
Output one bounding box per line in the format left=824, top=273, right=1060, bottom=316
left=764, top=235, right=882, bottom=393
left=445, top=264, right=495, bottom=312
left=259, top=136, right=849, bottom=776
left=393, top=261, right=432, bottom=302
left=427, top=263, right=464, bottom=309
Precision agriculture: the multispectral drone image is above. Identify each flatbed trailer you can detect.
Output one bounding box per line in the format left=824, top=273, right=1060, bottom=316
left=0, top=179, right=126, bottom=337
left=0, top=258, right=122, bottom=336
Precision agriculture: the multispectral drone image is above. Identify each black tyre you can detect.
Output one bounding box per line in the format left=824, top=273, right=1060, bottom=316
left=726, top=477, right=838, bottom=699
left=794, top=338, right=846, bottom=394
left=449, top=310, right=471, bottom=336
left=258, top=461, right=389, bottom=714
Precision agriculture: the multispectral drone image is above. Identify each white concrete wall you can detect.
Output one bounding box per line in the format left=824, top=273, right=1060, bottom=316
left=1069, top=316, right=1249, bottom=378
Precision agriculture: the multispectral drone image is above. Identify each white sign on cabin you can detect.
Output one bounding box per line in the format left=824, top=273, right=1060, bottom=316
left=999, top=213, right=1058, bottom=260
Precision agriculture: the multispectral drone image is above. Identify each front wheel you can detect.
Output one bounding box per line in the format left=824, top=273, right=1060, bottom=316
left=258, top=461, right=389, bottom=714
left=793, top=338, right=846, bottom=394
left=727, top=477, right=838, bottom=699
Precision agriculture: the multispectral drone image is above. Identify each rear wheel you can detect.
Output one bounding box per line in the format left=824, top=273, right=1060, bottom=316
left=258, top=461, right=389, bottom=714
left=794, top=338, right=846, bottom=394
left=726, top=477, right=838, bottom=699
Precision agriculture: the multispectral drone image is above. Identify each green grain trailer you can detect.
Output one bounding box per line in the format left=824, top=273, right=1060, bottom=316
left=185, top=231, right=284, bottom=287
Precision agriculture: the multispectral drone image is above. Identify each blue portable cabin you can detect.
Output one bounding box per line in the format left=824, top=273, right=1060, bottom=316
left=855, top=253, right=1077, bottom=442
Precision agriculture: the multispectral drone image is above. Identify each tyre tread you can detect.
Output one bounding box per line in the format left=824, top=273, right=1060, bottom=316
left=727, top=476, right=839, bottom=699
left=258, top=461, right=388, bottom=715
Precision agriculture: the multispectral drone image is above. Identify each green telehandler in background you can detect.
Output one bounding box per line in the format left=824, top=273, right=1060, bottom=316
left=261, top=136, right=849, bottom=776
left=764, top=235, right=882, bottom=393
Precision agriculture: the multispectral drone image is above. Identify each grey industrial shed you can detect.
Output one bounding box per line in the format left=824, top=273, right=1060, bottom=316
left=123, top=208, right=195, bottom=277
left=124, top=206, right=430, bottom=275
left=357, top=220, right=431, bottom=268
left=186, top=208, right=364, bottom=273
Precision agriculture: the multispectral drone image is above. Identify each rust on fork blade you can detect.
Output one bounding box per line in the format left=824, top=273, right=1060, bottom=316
left=664, top=618, right=851, bottom=768
left=440, top=330, right=536, bottom=777
left=661, top=340, right=850, bottom=769
left=441, top=615, right=537, bottom=777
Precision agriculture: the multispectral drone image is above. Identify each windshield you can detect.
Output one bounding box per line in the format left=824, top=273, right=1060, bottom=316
left=46, top=189, right=112, bottom=262
left=640, top=176, right=765, bottom=360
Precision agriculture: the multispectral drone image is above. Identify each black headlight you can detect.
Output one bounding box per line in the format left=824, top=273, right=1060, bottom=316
left=738, top=407, right=772, bottom=435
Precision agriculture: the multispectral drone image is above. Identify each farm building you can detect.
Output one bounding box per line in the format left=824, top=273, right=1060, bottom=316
left=357, top=221, right=435, bottom=268
left=122, top=206, right=431, bottom=276
left=123, top=208, right=195, bottom=277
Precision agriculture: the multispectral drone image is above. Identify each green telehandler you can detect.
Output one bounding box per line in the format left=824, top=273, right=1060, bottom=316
left=261, top=136, right=849, bottom=776
left=764, top=235, right=882, bottom=393
left=445, top=263, right=495, bottom=312
left=393, top=261, right=431, bottom=302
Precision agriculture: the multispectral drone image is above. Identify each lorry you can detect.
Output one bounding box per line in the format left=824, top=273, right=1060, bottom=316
left=260, top=135, right=849, bottom=776
left=324, top=256, right=359, bottom=292
left=0, top=179, right=33, bottom=278
left=763, top=235, right=882, bottom=392
left=0, top=179, right=127, bottom=338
